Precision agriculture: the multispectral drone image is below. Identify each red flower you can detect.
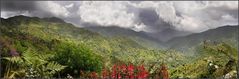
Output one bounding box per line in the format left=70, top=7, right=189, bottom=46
left=120, top=64, right=127, bottom=78
left=106, top=63, right=150, bottom=78
left=121, top=64, right=127, bottom=73
left=111, top=64, right=117, bottom=78
left=128, top=64, right=134, bottom=79
left=117, top=65, right=122, bottom=79
left=117, top=73, right=122, bottom=79
left=101, top=68, right=108, bottom=79
left=90, top=72, right=98, bottom=79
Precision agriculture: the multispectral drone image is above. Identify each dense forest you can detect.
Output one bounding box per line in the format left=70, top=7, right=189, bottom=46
left=0, top=15, right=238, bottom=78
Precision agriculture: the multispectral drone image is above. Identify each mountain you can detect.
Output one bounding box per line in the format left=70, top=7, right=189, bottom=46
left=85, top=26, right=165, bottom=49
left=0, top=15, right=182, bottom=66
left=2, top=15, right=237, bottom=51
left=148, top=28, right=191, bottom=42
left=166, top=25, right=238, bottom=50
left=84, top=25, right=238, bottom=50
left=0, top=15, right=144, bottom=59
left=43, top=17, right=66, bottom=23
left=1, top=15, right=238, bottom=78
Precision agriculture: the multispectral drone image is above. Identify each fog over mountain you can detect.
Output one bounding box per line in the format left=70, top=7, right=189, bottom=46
left=1, top=1, right=238, bottom=41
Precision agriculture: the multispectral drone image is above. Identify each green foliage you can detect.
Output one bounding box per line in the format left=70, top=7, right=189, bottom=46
left=2, top=48, right=66, bottom=78
left=53, top=42, right=103, bottom=77
left=1, top=15, right=238, bottom=78
left=170, top=41, right=238, bottom=78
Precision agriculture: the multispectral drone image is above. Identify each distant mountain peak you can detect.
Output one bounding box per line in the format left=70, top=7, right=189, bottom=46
left=148, top=28, right=191, bottom=42
left=5, top=15, right=66, bottom=24
left=8, top=15, right=31, bottom=19
left=42, top=17, right=65, bottom=23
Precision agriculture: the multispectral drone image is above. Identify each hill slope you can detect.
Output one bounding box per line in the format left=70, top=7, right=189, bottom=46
left=1, top=15, right=238, bottom=78
left=166, top=25, right=238, bottom=50
left=0, top=15, right=186, bottom=67
left=85, top=26, right=165, bottom=49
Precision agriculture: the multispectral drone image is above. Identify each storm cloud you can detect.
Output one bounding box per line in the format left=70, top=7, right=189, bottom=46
left=1, top=1, right=70, bottom=18
left=1, top=1, right=238, bottom=33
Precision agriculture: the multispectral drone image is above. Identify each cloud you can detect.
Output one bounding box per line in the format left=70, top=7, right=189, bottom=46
left=77, top=1, right=175, bottom=32
left=131, top=1, right=238, bottom=32
left=1, top=1, right=37, bottom=11
left=173, top=1, right=238, bottom=32
left=36, top=1, right=69, bottom=17
left=1, top=1, right=238, bottom=33
left=1, top=1, right=69, bottom=18
left=65, top=3, right=74, bottom=8
left=78, top=1, right=144, bottom=30
left=137, top=8, right=172, bottom=32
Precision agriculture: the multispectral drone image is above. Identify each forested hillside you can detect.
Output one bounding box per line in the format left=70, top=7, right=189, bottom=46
left=0, top=15, right=238, bottom=78
left=166, top=25, right=238, bottom=51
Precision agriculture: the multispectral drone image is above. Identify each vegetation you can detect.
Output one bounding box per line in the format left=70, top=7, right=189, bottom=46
left=3, top=49, right=66, bottom=78
left=0, top=15, right=238, bottom=78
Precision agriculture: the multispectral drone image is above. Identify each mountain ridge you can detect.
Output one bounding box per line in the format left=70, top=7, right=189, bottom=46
left=2, top=15, right=237, bottom=50
left=84, top=26, right=165, bottom=49
left=166, top=25, right=238, bottom=50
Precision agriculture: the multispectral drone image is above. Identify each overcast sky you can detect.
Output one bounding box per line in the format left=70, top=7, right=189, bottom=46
left=1, top=1, right=238, bottom=33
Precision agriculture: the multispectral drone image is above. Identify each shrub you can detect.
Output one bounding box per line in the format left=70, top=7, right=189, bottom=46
left=53, top=42, right=103, bottom=77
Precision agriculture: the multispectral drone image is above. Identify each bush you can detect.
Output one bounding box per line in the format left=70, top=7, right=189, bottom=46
left=53, top=42, right=103, bottom=77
